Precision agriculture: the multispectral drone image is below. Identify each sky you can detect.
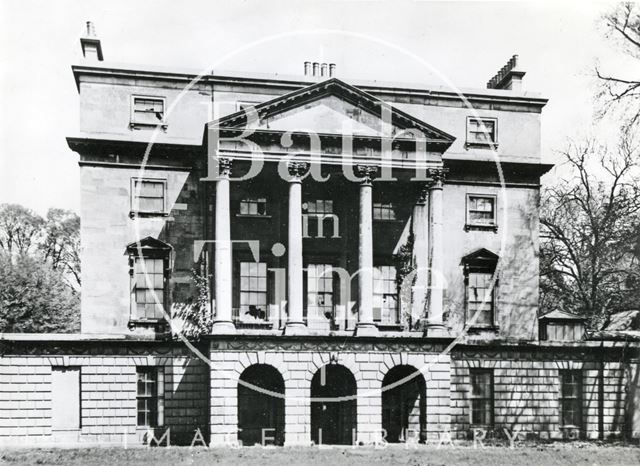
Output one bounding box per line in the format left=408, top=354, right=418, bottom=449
left=0, top=0, right=635, bottom=214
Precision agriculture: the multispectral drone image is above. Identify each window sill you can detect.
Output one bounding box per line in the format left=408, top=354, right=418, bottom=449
left=465, top=223, right=498, bottom=232
left=130, top=211, right=169, bottom=219
left=467, top=325, right=499, bottom=333
left=234, top=321, right=274, bottom=330
left=129, top=121, right=168, bottom=131
left=465, top=142, right=498, bottom=150
left=373, top=219, right=402, bottom=224
left=235, top=214, right=272, bottom=219
left=128, top=319, right=168, bottom=330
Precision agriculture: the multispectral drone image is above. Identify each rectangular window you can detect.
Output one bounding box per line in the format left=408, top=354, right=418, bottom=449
left=373, top=265, right=398, bottom=323
left=470, top=369, right=494, bottom=426
left=560, top=370, right=582, bottom=427
left=136, top=367, right=164, bottom=427
left=134, top=257, right=166, bottom=320
left=307, top=264, right=334, bottom=323
left=305, top=199, right=333, bottom=214
left=132, top=179, right=166, bottom=215
left=467, top=118, right=497, bottom=145
left=373, top=202, right=396, bottom=220
left=467, top=272, right=494, bottom=326
left=466, top=195, right=496, bottom=228
left=132, top=96, right=165, bottom=126
left=239, top=198, right=267, bottom=216
left=239, top=262, right=268, bottom=321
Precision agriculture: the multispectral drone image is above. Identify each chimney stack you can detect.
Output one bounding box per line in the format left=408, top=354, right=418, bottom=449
left=303, top=61, right=336, bottom=78
left=80, top=21, right=103, bottom=62
left=486, top=55, right=524, bottom=91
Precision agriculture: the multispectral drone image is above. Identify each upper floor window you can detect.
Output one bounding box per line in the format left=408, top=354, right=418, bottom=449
left=470, top=369, right=494, bottom=426
left=559, top=370, right=582, bottom=428
left=373, top=202, right=396, bottom=221
left=126, top=237, right=172, bottom=326
left=136, top=366, right=165, bottom=427
left=239, top=197, right=267, bottom=216
left=131, top=178, right=167, bottom=216
left=462, top=248, right=499, bottom=329
left=466, top=194, right=497, bottom=231
left=238, top=262, right=268, bottom=322
left=373, top=265, right=398, bottom=324
left=466, top=117, right=497, bottom=147
left=306, top=263, right=334, bottom=323
left=130, top=96, right=167, bottom=129
left=303, top=200, right=339, bottom=239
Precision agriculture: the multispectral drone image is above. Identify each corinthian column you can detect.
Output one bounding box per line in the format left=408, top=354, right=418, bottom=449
left=212, top=157, right=235, bottom=334
left=426, top=167, right=447, bottom=336
left=284, top=161, right=309, bottom=335
left=355, top=165, right=379, bottom=336
left=412, top=185, right=429, bottom=324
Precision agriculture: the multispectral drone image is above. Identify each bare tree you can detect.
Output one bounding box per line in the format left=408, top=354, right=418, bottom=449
left=597, top=2, right=640, bottom=125
left=540, top=130, right=640, bottom=330
left=40, top=209, right=81, bottom=287
left=0, top=204, right=44, bottom=257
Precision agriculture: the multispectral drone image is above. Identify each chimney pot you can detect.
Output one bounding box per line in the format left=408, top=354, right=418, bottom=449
left=312, top=62, right=319, bottom=77
left=304, top=61, right=311, bottom=76
left=320, top=63, right=327, bottom=77
left=329, top=63, right=336, bottom=77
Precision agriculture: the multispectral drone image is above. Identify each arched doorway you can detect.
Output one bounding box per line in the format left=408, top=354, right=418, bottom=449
left=237, top=364, right=285, bottom=446
left=381, top=365, right=426, bottom=443
left=311, top=364, right=357, bottom=445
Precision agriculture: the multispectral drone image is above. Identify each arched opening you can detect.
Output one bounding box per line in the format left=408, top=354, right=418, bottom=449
left=311, top=364, right=357, bottom=445
left=237, top=364, right=285, bottom=446
left=381, top=365, right=426, bottom=443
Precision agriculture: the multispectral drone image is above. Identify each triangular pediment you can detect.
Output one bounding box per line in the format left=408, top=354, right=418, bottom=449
left=211, top=78, right=455, bottom=144
left=125, top=236, right=172, bottom=256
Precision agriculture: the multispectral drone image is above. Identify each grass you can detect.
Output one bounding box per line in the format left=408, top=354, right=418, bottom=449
left=1, top=443, right=639, bottom=466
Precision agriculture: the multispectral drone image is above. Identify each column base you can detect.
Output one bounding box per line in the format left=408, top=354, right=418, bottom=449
left=354, top=322, right=379, bottom=336
left=210, top=320, right=236, bottom=335
left=283, top=322, right=308, bottom=336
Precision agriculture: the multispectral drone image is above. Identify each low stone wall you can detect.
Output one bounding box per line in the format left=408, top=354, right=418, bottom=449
left=0, top=338, right=209, bottom=446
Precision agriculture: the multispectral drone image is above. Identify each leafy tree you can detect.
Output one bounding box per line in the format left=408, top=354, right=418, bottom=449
left=0, top=253, right=80, bottom=333
left=597, top=2, right=640, bottom=125
left=540, top=131, right=640, bottom=330
left=0, top=204, right=44, bottom=257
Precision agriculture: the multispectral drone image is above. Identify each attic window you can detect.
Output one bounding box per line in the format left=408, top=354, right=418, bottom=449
left=539, top=311, right=586, bottom=341
left=131, top=96, right=167, bottom=129
left=466, top=117, right=497, bottom=148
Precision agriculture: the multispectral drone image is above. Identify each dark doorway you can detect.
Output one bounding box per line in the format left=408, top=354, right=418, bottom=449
left=381, top=365, right=426, bottom=443
left=237, top=364, right=285, bottom=446
left=311, top=364, right=357, bottom=445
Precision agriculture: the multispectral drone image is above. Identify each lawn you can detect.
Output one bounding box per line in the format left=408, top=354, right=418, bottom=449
left=1, top=444, right=639, bottom=466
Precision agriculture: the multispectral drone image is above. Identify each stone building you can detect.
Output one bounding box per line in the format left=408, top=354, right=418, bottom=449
left=0, top=23, right=638, bottom=447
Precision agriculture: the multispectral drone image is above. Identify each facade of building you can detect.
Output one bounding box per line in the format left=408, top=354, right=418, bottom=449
left=0, top=24, right=639, bottom=447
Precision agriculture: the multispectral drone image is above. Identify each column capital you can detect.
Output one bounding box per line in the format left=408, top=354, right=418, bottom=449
left=427, top=167, right=448, bottom=188
left=217, top=157, right=233, bottom=178
left=355, top=165, right=379, bottom=184
left=287, top=161, right=309, bottom=180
